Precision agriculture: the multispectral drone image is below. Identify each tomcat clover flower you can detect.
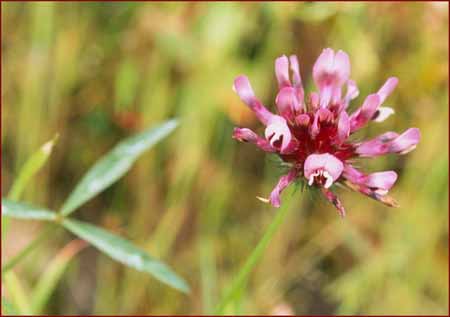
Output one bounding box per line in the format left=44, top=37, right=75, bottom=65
left=232, top=48, right=420, bottom=217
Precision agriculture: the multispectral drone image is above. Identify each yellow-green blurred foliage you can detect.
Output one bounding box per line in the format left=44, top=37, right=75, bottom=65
left=2, top=2, right=448, bottom=315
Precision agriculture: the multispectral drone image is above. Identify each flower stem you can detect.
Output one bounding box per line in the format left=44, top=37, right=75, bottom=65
left=215, top=191, right=295, bottom=314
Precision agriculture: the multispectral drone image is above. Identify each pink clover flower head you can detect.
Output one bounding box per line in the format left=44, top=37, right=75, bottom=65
left=232, top=48, right=420, bottom=216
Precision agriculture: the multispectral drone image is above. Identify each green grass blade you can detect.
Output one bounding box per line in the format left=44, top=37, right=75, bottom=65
left=62, top=218, right=190, bottom=293
left=59, top=119, right=178, bottom=216
left=3, top=272, right=32, bottom=315
left=3, top=135, right=58, bottom=240
left=2, top=200, right=57, bottom=222
left=215, top=191, right=295, bottom=314
left=8, top=134, right=59, bottom=201
left=31, top=240, right=87, bottom=314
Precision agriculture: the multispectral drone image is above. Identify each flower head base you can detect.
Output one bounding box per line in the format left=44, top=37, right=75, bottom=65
left=232, top=48, right=420, bottom=216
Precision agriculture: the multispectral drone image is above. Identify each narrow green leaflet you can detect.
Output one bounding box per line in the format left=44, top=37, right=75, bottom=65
left=4, top=135, right=58, bottom=239
left=2, top=200, right=57, bottom=222
left=3, top=272, right=32, bottom=315
left=62, top=218, right=189, bottom=293
left=60, top=119, right=178, bottom=216
left=8, top=134, right=59, bottom=201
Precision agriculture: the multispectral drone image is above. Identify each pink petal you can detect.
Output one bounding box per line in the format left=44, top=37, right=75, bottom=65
left=310, top=108, right=332, bottom=138
left=313, top=48, right=335, bottom=85
left=343, top=79, right=359, bottom=109
left=356, top=128, right=420, bottom=157
left=334, top=50, right=351, bottom=87
left=372, top=107, right=395, bottom=122
left=388, top=127, right=420, bottom=154
left=295, top=113, right=310, bottom=126
left=355, top=132, right=397, bottom=157
left=364, top=171, right=397, bottom=192
left=343, top=165, right=397, bottom=195
left=233, top=75, right=274, bottom=125
left=318, top=108, right=332, bottom=121
left=304, top=153, right=344, bottom=181
left=264, top=116, right=293, bottom=153
left=378, top=131, right=401, bottom=141
left=337, top=111, right=350, bottom=144
left=313, top=49, right=351, bottom=108
left=275, top=55, right=291, bottom=88
left=310, top=111, right=320, bottom=138
left=343, top=165, right=365, bottom=184
left=275, top=87, right=300, bottom=119
left=269, top=169, right=298, bottom=208
left=232, top=127, right=276, bottom=152
left=355, top=131, right=398, bottom=157
left=349, top=94, right=381, bottom=132
left=309, top=92, right=319, bottom=110
left=343, top=179, right=399, bottom=207
left=377, top=77, right=398, bottom=105
left=289, top=55, right=302, bottom=88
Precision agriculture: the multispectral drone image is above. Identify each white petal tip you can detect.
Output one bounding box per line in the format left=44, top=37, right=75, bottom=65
left=256, top=196, right=270, bottom=203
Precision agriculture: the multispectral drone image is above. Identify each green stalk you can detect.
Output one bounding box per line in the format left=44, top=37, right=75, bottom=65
left=215, top=191, right=295, bottom=314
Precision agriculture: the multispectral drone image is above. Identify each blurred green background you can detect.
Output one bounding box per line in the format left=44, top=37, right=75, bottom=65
left=1, top=2, right=448, bottom=315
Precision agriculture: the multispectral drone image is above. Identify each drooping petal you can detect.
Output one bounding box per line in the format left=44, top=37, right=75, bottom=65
left=232, top=127, right=276, bottom=152
left=233, top=75, right=274, bottom=125
left=336, top=111, right=350, bottom=144
left=388, top=127, right=421, bottom=154
left=355, top=137, right=391, bottom=157
left=372, top=106, right=395, bottom=122
left=321, top=187, right=346, bottom=217
left=275, top=87, right=300, bottom=119
left=377, top=77, right=398, bottom=105
left=343, top=165, right=397, bottom=195
left=269, top=169, right=298, bottom=208
left=364, top=171, right=398, bottom=194
left=356, top=128, right=420, bottom=157
left=349, top=94, right=381, bottom=132
left=264, top=116, right=293, bottom=153
left=275, top=55, right=291, bottom=88
left=342, top=165, right=365, bottom=184
left=304, top=153, right=344, bottom=182
left=343, top=179, right=399, bottom=207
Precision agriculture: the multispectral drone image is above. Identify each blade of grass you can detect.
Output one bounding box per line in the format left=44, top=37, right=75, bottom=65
left=3, top=272, right=32, bottom=315
left=1, top=200, right=57, bottom=222
left=8, top=135, right=59, bottom=201
left=60, top=119, right=178, bottom=216
left=62, top=218, right=190, bottom=293
left=3, top=135, right=58, bottom=240
left=215, top=189, right=295, bottom=314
